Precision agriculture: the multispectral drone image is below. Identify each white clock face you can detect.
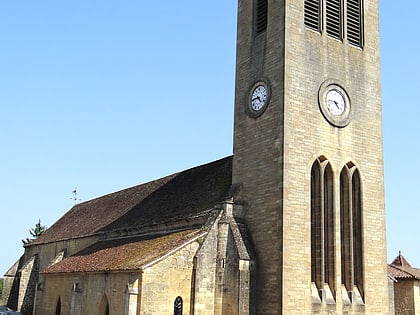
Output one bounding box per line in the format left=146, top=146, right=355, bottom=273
left=251, top=85, right=268, bottom=112
left=326, top=89, right=346, bottom=116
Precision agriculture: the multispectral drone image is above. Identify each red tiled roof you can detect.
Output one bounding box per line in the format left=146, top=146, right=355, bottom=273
left=43, top=229, right=204, bottom=273
left=391, top=251, right=412, bottom=267
left=32, top=156, right=232, bottom=245
left=388, top=252, right=420, bottom=280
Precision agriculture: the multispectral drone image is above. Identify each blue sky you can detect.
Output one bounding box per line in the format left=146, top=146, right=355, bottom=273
left=0, top=1, right=418, bottom=275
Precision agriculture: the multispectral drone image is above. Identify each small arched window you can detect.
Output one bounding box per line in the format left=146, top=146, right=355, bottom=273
left=174, top=296, right=183, bottom=315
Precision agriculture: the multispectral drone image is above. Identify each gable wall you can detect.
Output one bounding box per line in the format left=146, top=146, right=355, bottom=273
left=140, top=240, right=200, bottom=315
left=27, top=236, right=98, bottom=274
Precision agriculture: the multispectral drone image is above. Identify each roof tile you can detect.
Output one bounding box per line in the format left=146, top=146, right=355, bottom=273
left=43, top=229, right=204, bottom=273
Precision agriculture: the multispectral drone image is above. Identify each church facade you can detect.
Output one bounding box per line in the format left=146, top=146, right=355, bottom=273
left=2, top=0, right=391, bottom=314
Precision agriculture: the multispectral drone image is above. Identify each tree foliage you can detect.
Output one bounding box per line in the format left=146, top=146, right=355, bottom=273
left=22, top=219, right=46, bottom=245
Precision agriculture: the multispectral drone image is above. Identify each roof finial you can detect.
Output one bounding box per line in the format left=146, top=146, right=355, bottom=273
left=70, top=187, right=81, bottom=204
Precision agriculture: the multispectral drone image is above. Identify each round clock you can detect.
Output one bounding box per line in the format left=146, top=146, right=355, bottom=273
left=248, top=80, right=270, bottom=118
left=318, top=80, right=351, bottom=127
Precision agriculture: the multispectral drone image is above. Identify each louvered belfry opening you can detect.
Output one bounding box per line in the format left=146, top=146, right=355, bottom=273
left=304, top=0, right=363, bottom=48
left=326, top=0, right=342, bottom=39
left=256, top=0, right=268, bottom=34
left=346, top=0, right=363, bottom=47
left=304, top=0, right=321, bottom=31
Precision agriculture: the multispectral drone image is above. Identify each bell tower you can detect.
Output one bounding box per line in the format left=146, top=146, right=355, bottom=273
left=232, top=0, right=389, bottom=314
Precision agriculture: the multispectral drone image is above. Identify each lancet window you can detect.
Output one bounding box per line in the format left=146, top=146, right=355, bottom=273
left=311, top=156, right=336, bottom=298
left=340, top=163, right=364, bottom=301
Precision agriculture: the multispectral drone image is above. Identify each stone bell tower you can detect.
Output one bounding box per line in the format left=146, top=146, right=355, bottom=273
left=231, top=0, right=389, bottom=314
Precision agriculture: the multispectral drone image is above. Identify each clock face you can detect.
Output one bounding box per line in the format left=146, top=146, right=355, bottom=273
left=251, top=84, right=268, bottom=112
left=318, top=80, right=352, bottom=127
left=326, top=89, right=346, bottom=116
left=247, top=81, right=270, bottom=118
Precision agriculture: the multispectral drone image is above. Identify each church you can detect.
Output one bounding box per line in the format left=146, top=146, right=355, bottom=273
left=2, top=0, right=392, bottom=314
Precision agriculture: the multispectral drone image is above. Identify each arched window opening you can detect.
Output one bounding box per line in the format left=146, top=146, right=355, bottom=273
left=352, top=169, right=363, bottom=299
left=311, top=157, right=335, bottom=300
left=340, top=163, right=364, bottom=302
left=98, top=294, right=110, bottom=315
left=55, top=297, right=61, bottom=315
left=174, top=296, right=183, bottom=315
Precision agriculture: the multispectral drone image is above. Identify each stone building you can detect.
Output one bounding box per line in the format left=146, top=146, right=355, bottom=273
left=2, top=0, right=391, bottom=314
left=389, top=253, right=420, bottom=315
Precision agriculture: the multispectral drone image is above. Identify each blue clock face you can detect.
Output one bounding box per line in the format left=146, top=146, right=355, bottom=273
left=251, top=84, right=268, bottom=112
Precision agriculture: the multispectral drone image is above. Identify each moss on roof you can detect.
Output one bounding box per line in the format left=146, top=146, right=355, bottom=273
left=43, top=229, right=204, bottom=273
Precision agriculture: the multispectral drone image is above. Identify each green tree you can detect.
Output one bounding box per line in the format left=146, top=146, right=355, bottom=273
left=0, top=278, right=3, bottom=296
left=22, top=219, right=46, bottom=245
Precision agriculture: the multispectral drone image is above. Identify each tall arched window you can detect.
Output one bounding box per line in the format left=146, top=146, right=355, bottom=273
left=174, top=296, right=183, bottom=315
left=311, top=156, right=335, bottom=298
left=55, top=297, right=61, bottom=315
left=340, top=163, right=363, bottom=301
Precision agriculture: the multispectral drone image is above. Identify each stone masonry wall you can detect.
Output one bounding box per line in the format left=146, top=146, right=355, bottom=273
left=232, top=0, right=389, bottom=313
left=140, top=240, right=199, bottom=315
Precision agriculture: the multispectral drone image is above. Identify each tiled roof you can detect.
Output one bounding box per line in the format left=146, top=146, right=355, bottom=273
left=32, top=156, right=232, bottom=245
left=391, top=251, right=412, bottom=267
left=388, top=252, right=420, bottom=280
left=43, top=229, right=204, bottom=273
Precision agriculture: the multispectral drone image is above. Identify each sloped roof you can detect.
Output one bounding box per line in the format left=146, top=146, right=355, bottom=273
left=388, top=252, right=420, bottom=280
left=32, top=156, right=232, bottom=245
left=391, top=252, right=412, bottom=267
left=43, top=229, right=204, bottom=273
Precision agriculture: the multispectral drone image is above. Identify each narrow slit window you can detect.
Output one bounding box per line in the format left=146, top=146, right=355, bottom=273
left=326, top=0, right=342, bottom=39
left=346, top=0, right=363, bottom=47
left=304, top=0, right=321, bottom=32
left=256, top=0, right=268, bottom=34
